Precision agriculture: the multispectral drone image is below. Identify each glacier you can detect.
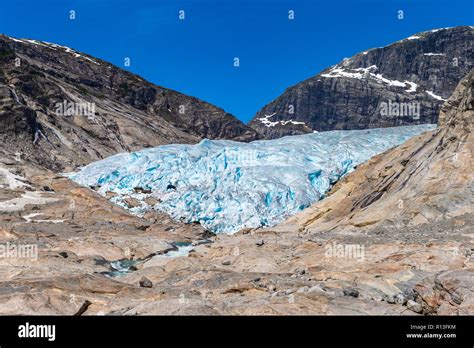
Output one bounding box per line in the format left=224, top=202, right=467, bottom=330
left=67, top=124, right=436, bottom=234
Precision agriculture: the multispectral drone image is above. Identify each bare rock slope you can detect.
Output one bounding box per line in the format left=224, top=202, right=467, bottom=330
left=0, top=35, right=260, bottom=171
left=265, top=69, right=473, bottom=314
left=277, top=69, right=473, bottom=233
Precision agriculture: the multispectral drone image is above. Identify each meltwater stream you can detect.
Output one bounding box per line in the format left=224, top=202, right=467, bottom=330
left=68, top=125, right=435, bottom=233
left=101, top=242, right=196, bottom=277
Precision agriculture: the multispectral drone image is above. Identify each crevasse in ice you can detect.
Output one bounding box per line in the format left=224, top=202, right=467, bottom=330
left=67, top=124, right=435, bottom=233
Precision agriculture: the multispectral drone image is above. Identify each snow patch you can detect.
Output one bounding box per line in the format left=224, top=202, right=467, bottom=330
left=430, top=27, right=453, bottom=32
left=404, top=81, right=418, bottom=93
left=371, top=73, right=406, bottom=87
left=8, top=36, right=101, bottom=65
left=321, top=65, right=377, bottom=79
left=322, top=65, right=418, bottom=92
left=258, top=113, right=306, bottom=128
left=426, top=91, right=446, bottom=101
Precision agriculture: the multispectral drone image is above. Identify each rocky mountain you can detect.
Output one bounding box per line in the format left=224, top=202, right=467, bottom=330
left=266, top=69, right=473, bottom=314
left=277, top=68, right=473, bottom=233
left=0, top=35, right=260, bottom=171
left=249, top=26, right=473, bottom=139
left=1, top=70, right=471, bottom=315
left=0, top=68, right=471, bottom=316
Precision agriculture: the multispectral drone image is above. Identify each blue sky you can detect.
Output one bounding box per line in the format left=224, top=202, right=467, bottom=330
left=0, top=0, right=472, bottom=123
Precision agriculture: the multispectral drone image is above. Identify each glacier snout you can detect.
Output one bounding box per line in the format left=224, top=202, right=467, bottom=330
left=67, top=125, right=436, bottom=233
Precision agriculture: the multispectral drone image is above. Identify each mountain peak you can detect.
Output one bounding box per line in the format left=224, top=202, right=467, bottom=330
left=0, top=34, right=261, bottom=170
left=249, top=26, right=473, bottom=139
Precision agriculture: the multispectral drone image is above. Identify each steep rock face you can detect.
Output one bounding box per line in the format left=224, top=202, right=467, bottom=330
left=275, top=68, right=473, bottom=237
left=250, top=26, right=473, bottom=139
left=259, top=69, right=473, bottom=315
left=0, top=35, right=260, bottom=170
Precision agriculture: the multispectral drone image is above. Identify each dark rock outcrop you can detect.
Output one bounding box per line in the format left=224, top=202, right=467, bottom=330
left=250, top=26, right=473, bottom=139
left=0, top=35, right=260, bottom=170
left=275, top=67, right=473, bottom=238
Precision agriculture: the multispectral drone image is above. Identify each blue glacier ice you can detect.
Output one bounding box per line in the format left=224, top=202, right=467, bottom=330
left=67, top=124, right=436, bottom=233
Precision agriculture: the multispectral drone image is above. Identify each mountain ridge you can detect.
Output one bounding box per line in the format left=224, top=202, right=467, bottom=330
left=274, top=68, right=473, bottom=235
left=0, top=34, right=261, bottom=171
left=0, top=35, right=472, bottom=316
left=249, top=26, right=473, bottom=139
